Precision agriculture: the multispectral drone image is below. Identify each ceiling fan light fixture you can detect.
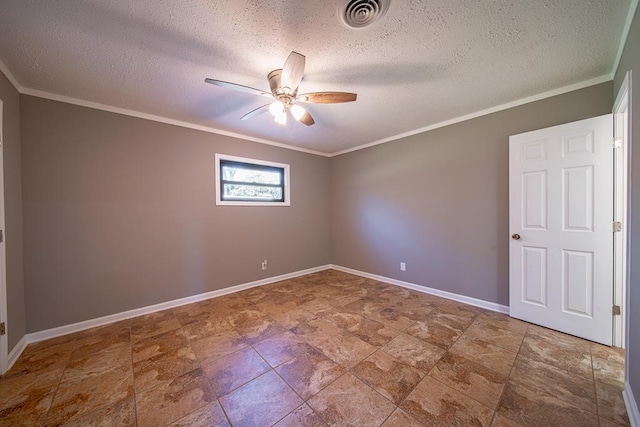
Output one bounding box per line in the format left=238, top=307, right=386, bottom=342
left=274, top=110, right=287, bottom=125
left=269, top=100, right=285, bottom=117
left=269, top=100, right=288, bottom=125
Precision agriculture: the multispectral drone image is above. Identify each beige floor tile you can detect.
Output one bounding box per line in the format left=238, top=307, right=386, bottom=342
left=252, top=331, right=314, bottom=367
left=496, top=382, right=598, bottom=427
left=596, top=381, right=631, bottom=426
left=190, top=329, right=248, bottom=364
left=275, top=349, right=345, bottom=399
left=131, top=316, right=182, bottom=343
left=58, top=396, right=136, bottom=427
left=381, top=408, right=424, bottom=427
left=201, top=346, right=270, bottom=397
left=591, top=342, right=625, bottom=364
left=168, top=401, right=231, bottom=427
left=464, top=320, right=524, bottom=352
left=405, top=318, right=464, bottom=349
left=400, top=376, right=494, bottom=426
left=366, top=306, right=419, bottom=331
left=291, top=318, right=342, bottom=346
left=381, top=332, right=446, bottom=373
left=477, top=312, right=529, bottom=334
left=136, top=368, right=215, bottom=427
left=268, top=306, right=317, bottom=329
left=132, top=328, right=189, bottom=363
left=64, top=341, right=131, bottom=382
left=226, top=308, right=289, bottom=344
left=491, top=414, right=526, bottom=426
left=4, top=338, right=75, bottom=379
left=220, top=370, right=303, bottom=427
left=343, top=297, right=392, bottom=316
left=71, top=321, right=131, bottom=359
left=134, top=344, right=200, bottom=393
left=314, top=331, right=377, bottom=369
left=3, top=270, right=628, bottom=427
left=347, top=316, right=402, bottom=347
left=438, top=300, right=485, bottom=319
left=274, top=403, right=327, bottom=427
left=46, top=364, right=133, bottom=426
left=308, top=373, right=396, bottom=427
left=593, top=356, right=625, bottom=389
left=351, top=350, right=423, bottom=404
left=509, top=356, right=596, bottom=413
left=526, top=325, right=591, bottom=351
left=518, top=335, right=592, bottom=379
left=181, top=317, right=235, bottom=341
left=430, top=352, right=507, bottom=409
left=449, top=336, right=517, bottom=376
left=0, top=367, right=62, bottom=426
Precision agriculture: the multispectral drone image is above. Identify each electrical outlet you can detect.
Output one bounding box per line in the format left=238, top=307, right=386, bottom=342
left=261, top=260, right=268, bottom=270
left=400, top=262, right=406, bottom=271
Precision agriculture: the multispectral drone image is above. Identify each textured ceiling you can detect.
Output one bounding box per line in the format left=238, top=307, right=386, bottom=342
left=0, top=0, right=633, bottom=154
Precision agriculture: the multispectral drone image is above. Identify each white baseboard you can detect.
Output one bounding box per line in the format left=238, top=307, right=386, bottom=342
left=7, top=335, right=27, bottom=371
left=624, top=381, right=640, bottom=427
left=330, top=265, right=510, bottom=314
left=10, top=263, right=508, bottom=365
left=25, top=265, right=332, bottom=345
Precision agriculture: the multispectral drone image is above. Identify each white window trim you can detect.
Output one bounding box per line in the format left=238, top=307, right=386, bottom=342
left=215, top=153, right=291, bottom=206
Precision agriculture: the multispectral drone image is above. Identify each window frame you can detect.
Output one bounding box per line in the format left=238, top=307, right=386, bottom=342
left=215, top=153, right=291, bottom=206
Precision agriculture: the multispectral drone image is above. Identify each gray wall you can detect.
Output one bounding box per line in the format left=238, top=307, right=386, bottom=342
left=21, top=96, right=331, bottom=332
left=330, top=82, right=613, bottom=306
left=614, top=4, right=640, bottom=413
left=0, top=70, right=25, bottom=352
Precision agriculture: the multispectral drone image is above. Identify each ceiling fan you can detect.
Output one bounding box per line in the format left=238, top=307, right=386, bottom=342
left=205, top=52, right=357, bottom=126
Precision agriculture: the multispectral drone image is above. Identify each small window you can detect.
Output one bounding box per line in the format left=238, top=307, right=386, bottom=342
left=215, top=154, right=290, bottom=206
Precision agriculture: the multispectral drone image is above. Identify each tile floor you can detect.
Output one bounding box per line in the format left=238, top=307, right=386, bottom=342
left=0, top=269, right=630, bottom=426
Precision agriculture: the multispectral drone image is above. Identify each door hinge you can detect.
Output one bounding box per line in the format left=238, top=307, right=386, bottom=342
left=613, top=305, right=622, bottom=316
left=613, top=137, right=623, bottom=149
left=0, top=322, right=5, bottom=336
left=613, top=222, right=622, bottom=233
left=0, top=229, right=3, bottom=243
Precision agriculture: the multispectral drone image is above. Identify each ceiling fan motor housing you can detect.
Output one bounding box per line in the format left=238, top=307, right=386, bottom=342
left=268, top=69, right=283, bottom=95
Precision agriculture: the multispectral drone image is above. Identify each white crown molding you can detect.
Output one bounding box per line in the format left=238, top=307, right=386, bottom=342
left=0, top=59, right=23, bottom=92
left=20, top=87, right=329, bottom=157
left=624, top=382, right=640, bottom=427
left=1, top=56, right=615, bottom=160
left=612, top=0, right=639, bottom=78
left=330, top=264, right=510, bottom=314
left=329, top=74, right=613, bottom=157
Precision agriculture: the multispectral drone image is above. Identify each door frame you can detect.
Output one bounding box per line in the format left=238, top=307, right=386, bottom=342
left=613, top=72, right=631, bottom=350
left=0, top=98, right=7, bottom=374
left=613, top=73, right=632, bottom=384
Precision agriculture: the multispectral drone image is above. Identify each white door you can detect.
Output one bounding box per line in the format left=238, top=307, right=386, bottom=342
left=509, top=114, right=613, bottom=345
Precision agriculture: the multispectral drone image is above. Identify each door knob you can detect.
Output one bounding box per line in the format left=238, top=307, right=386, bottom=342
left=512, top=234, right=521, bottom=241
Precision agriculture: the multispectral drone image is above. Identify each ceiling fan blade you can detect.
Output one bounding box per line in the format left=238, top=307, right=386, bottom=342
left=240, top=103, right=271, bottom=120
left=280, top=51, right=305, bottom=92
left=298, top=110, right=315, bottom=126
left=290, top=104, right=315, bottom=126
left=205, top=78, right=270, bottom=97
left=297, top=92, right=357, bottom=104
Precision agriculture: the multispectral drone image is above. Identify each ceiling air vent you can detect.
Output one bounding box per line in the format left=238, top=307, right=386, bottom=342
left=339, top=0, right=390, bottom=29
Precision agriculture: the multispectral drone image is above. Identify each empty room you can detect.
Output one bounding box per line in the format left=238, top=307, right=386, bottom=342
left=0, top=1, right=639, bottom=426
